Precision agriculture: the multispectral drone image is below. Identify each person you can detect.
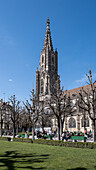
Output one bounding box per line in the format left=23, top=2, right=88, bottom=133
left=54, top=130, right=57, bottom=138
left=84, top=128, right=87, bottom=139
left=62, top=132, right=64, bottom=141
left=85, top=128, right=87, bottom=135
left=62, top=131, right=66, bottom=141
left=49, top=130, right=52, bottom=140
left=25, top=131, right=28, bottom=138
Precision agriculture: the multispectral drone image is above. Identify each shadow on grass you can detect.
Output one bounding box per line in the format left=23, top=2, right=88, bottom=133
left=0, top=151, right=49, bottom=169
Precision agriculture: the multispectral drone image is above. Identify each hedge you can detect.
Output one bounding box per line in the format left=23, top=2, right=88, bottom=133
left=0, top=137, right=96, bottom=149
left=13, top=138, right=33, bottom=143
left=34, top=139, right=96, bottom=149
left=0, top=137, right=32, bottom=143
left=0, top=137, right=11, bottom=141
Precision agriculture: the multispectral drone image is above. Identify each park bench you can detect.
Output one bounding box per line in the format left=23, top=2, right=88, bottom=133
left=43, top=135, right=50, bottom=139
left=37, top=134, right=50, bottom=139
left=70, top=136, right=86, bottom=142
left=20, top=134, right=25, bottom=138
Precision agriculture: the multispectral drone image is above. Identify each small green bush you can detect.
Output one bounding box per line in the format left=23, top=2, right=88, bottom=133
left=0, top=137, right=11, bottom=141
left=13, top=138, right=32, bottom=143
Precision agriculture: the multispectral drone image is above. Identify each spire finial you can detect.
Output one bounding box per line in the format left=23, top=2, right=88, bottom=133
left=43, top=17, right=53, bottom=51
left=47, top=17, right=50, bottom=32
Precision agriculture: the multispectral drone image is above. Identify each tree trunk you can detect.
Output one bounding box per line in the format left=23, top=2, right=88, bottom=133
left=0, top=119, right=3, bottom=137
left=13, top=122, right=16, bottom=138
left=32, top=122, right=35, bottom=141
left=61, top=118, right=64, bottom=135
left=16, top=124, right=19, bottom=135
left=92, top=120, right=96, bottom=142
left=0, top=111, right=3, bottom=137
left=58, top=118, right=60, bottom=140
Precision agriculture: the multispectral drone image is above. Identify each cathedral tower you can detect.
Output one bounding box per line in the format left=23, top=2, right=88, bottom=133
left=35, top=18, right=60, bottom=102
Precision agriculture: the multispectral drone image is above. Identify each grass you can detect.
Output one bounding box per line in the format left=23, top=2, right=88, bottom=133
left=0, top=141, right=96, bottom=169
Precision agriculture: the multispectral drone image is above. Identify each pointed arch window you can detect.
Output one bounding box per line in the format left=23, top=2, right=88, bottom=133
left=52, top=57, right=54, bottom=64
left=81, top=116, right=89, bottom=127
left=69, top=117, right=76, bottom=128
left=41, top=79, right=44, bottom=93
left=42, top=56, right=44, bottom=63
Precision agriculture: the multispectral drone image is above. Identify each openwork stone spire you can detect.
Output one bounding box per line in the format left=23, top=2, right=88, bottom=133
left=43, top=17, right=53, bottom=51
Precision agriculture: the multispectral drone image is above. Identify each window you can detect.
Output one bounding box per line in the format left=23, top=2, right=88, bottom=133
left=81, top=116, right=89, bottom=127
left=52, top=66, right=54, bottom=71
left=41, top=87, right=44, bottom=93
left=52, top=57, right=54, bottom=64
left=41, top=79, right=44, bottom=93
left=42, top=56, right=44, bottom=63
left=41, top=79, right=44, bottom=86
left=69, top=117, right=76, bottom=128
left=42, top=65, right=44, bottom=71
left=86, top=117, right=89, bottom=127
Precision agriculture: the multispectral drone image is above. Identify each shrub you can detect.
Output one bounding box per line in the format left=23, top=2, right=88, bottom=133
left=13, top=138, right=32, bottom=143
left=34, top=139, right=96, bottom=149
left=0, top=137, right=11, bottom=141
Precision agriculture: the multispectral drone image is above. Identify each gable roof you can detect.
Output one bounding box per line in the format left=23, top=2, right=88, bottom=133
left=67, top=84, right=92, bottom=98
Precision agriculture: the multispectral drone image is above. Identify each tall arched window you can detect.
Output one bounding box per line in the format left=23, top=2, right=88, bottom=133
left=81, top=117, right=84, bottom=127
left=42, top=56, right=44, bottom=63
left=52, top=57, right=54, bottom=64
left=41, top=79, right=44, bottom=93
left=86, top=117, right=89, bottom=127
left=69, top=117, right=76, bottom=128
left=81, top=116, right=89, bottom=127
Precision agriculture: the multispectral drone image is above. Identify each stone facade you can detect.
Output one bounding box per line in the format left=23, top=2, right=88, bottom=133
left=35, top=18, right=60, bottom=102
left=64, top=86, right=93, bottom=132
left=35, top=18, right=93, bottom=133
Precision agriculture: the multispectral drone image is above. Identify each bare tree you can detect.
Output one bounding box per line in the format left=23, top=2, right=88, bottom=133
left=38, top=101, right=52, bottom=132
left=8, top=95, right=21, bottom=138
left=0, top=101, right=11, bottom=136
left=48, top=86, right=75, bottom=140
left=0, top=102, right=5, bottom=136
left=76, top=97, right=88, bottom=135
left=23, top=89, right=39, bottom=140
left=78, top=69, right=96, bottom=142
left=19, top=107, right=31, bottom=132
left=61, top=91, right=76, bottom=135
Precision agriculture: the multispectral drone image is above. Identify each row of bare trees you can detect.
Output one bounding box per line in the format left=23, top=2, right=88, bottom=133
left=44, top=69, right=96, bottom=142
left=77, top=69, right=96, bottom=142
left=0, top=90, right=52, bottom=139
left=0, top=69, right=96, bottom=142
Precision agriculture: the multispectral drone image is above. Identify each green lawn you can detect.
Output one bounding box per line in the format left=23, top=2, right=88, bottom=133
left=0, top=141, right=96, bottom=170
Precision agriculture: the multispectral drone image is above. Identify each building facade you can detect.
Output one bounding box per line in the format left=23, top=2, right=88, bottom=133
left=64, top=86, right=92, bottom=132
left=35, top=18, right=60, bottom=103
left=35, top=18, right=92, bottom=133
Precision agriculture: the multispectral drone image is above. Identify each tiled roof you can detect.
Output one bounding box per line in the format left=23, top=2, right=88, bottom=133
left=66, top=84, right=93, bottom=97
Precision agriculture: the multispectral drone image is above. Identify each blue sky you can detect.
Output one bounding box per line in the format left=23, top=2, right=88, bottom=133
left=0, top=0, right=96, bottom=102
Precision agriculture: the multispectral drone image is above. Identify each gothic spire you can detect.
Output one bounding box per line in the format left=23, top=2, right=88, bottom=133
left=43, top=17, right=53, bottom=51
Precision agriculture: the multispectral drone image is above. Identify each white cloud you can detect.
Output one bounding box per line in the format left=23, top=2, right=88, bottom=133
left=75, top=75, right=87, bottom=84
left=75, top=72, right=96, bottom=85
left=8, top=79, right=13, bottom=82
